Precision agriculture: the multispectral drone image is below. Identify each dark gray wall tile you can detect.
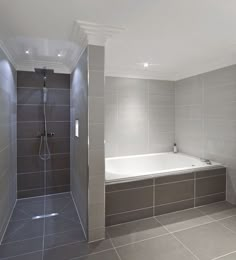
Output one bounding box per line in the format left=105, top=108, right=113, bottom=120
left=17, top=156, right=44, bottom=174
left=195, top=193, right=226, bottom=207
left=155, top=180, right=194, bottom=205
left=46, top=106, right=70, bottom=122
left=17, top=172, right=44, bottom=190
left=106, top=186, right=153, bottom=215
left=17, top=71, right=70, bottom=89
left=155, top=173, right=194, bottom=185
left=17, top=122, right=43, bottom=139
left=46, top=185, right=70, bottom=195
left=195, top=168, right=226, bottom=179
left=106, top=179, right=153, bottom=192
left=46, top=169, right=70, bottom=187
left=155, top=199, right=194, bottom=216
left=196, top=175, right=226, bottom=197
left=106, top=207, right=153, bottom=226
left=46, top=154, right=70, bottom=171
left=18, top=138, right=70, bottom=157
left=17, top=121, right=70, bottom=139
left=17, top=188, right=45, bottom=199
left=17, top=70, right=70, bottom=198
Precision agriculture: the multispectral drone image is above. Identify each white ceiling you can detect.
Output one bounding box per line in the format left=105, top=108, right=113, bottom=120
left=1, top=0, right=236, bottom=80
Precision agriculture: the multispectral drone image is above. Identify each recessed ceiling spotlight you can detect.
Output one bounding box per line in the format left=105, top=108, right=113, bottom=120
left=57, top=53, right=62, bottom=57
left=25, top=50, right=30, bottom=54
left=144, top=62, right=149, bottom=68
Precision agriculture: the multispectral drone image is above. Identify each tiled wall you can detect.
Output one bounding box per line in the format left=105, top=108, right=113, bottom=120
left=105, top=77, right=174, bottom=157
left=71, top=48, right=89, bottom=238
left=105, top=168, right=226, bottom=226
left=88, top=45, right=105, bottom=242
left=175, top=65, right=236, bottom=204
left=17, top=71, right=70, bottom=198
left=70, top=45, right=105, bottom=242
left=0, top=48, right=17, bottom=242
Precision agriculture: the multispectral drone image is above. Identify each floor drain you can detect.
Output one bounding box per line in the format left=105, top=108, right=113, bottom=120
left=32, top=213, right=59, bottom=220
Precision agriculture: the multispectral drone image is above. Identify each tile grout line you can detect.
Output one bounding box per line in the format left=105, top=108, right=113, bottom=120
left=0, top=200, right=17, bottom=245
left=155, top=212, right=200, bottom=260
left=71, top=192, right=87, bottom=241
left=0, top=250, right=43, bottom=260
left=171, top=232, right=200, bottom=260
left=106, top=232, right=123, bottom=260
left=212, top=250, right=236, bottom=260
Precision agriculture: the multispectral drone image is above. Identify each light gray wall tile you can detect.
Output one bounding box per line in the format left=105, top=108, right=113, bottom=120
left=105, top=77, right=174, bottom=157
left=175, top=64, right=236, bottom=204
left=0, top=47, right=17, bottom=243
left=70, top=48, right=89, bottom=238
left=88, top=45, right=105, bottom=242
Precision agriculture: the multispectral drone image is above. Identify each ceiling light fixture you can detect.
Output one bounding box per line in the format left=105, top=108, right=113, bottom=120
left=144, top=62, right=149, bottom=68
left=25, top=50, right=30, bottom=54
left=57, top=53, right=62, bottom=57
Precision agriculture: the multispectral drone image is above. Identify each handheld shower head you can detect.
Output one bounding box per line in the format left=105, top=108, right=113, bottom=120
left=43, top=87, right=48, bottom=104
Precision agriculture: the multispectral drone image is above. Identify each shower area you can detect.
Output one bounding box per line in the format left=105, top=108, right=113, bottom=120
left=0, top=69, right=87, bottom=259
left=17, top=70, right=70, bottom=198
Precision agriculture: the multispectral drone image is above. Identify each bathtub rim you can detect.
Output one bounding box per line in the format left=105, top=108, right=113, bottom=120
left=105, top=152, right=224, bottom=185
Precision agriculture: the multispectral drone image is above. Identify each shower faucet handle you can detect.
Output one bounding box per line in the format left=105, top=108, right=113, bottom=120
left=47, top=132, right=55, bottom=137
left=38, top=132, right=55, bottom=137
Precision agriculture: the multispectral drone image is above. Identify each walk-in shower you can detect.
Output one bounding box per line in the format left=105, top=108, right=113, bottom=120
left=35, top=68, right=54, bottom=161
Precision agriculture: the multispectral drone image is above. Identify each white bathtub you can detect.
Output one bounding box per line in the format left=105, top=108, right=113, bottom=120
left=105, top=152, right=222, bottom=183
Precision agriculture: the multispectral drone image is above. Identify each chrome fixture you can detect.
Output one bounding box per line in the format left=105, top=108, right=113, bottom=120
left=35, top=68, right=54, bottom=161
left=201, top=158, right=212, bottom=165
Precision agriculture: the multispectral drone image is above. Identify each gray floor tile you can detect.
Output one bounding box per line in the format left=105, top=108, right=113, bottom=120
left=116, top=234, right=197, bottom=260
left=216, top=252, right=236, bottom=260
left=3, top=251, right=43, bottom=260
left=156, top=208, right=213, bottom=232
left=73, top=249, right=120, bottom=260
left=0, top=237, right=43, bottom=259
left=219, top=215, right=236, bottom=233
left=44, top=228, right=86, bottom=249
left=45, top=214, right=81, bottom=236
left=11, top=198, right=44, bottom=221
left=2, top=219, right=44, bottom=243
left=174, top=222, right=236, bottom=260
left=43, top=239, right=113, bottom=260
left=198, top=201, right=236, bottom=220
left=45, top=194, right=79, bottom=221
left=107, top=217, right=168, bottom=247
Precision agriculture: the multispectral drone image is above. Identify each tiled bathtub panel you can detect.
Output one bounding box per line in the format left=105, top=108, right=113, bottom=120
left=155, top=199, right=194, bottom=216
left=155, top=180, right=194, bottom=206
left=195, top=167, right=226, bottom=179
left=106, top=208, right=153, bottom=226
left=106, top=179, right=153, bottom=192
left=155, top=172, right=194, bottom=185
left=105, top=168, right=226, bottom=226
left=195, top=193, right=226, bottom=207
left=195, top=174, right=226, bottom=197
left=106, top=186, right=153, bottom=216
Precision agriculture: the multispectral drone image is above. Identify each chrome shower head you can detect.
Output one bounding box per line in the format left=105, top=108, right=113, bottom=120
left=34, top=67, right=54, bottom=87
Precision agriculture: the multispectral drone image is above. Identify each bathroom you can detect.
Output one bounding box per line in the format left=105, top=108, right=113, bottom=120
left=0, top=1, right=236, bottom=259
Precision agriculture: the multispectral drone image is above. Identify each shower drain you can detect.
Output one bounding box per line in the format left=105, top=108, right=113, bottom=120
left=32, top=213, right=59, bottom=220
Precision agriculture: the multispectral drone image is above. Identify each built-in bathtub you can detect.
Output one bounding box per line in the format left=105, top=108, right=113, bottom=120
left=105, top=153, right=226, bottom=226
